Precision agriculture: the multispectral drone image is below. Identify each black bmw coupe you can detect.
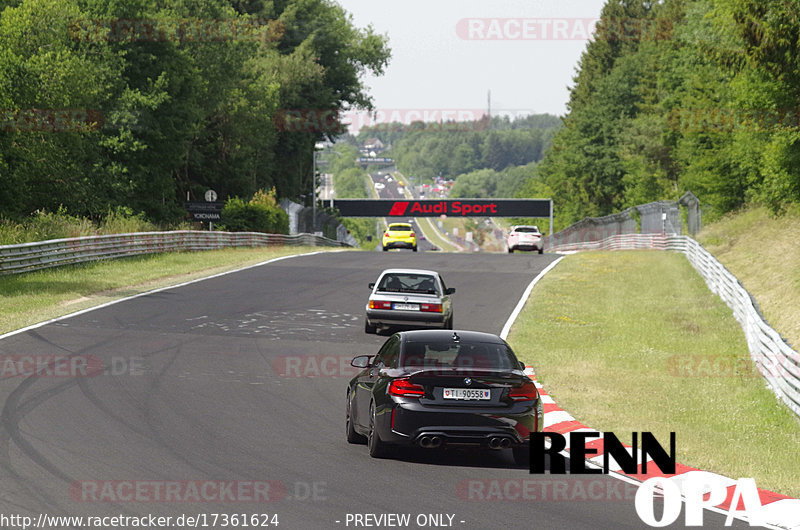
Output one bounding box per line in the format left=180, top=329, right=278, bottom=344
left=346, top=329, right=542, bottom=465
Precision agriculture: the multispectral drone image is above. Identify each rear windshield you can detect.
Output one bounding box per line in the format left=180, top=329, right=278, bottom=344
left=388, top=224, right=412, bottom=231
left=514, top=227, right=540, bottom=233
left=400, top=341, right=518, bottom=370
left=377, top=273, right=437, bottom=294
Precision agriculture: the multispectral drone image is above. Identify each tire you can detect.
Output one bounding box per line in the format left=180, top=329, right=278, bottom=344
left=538, top=247, right=544, bottom=255
left=364, top=319, right=377, bottom=334
left=412, top=245, right=418, bottom=252
left=508, top=247, right=514, bottom=253
left=346, top=392, right=367, bottom=444
left=382, top=246, right=388, bottom=252
left=513, top=445, right=530, bottom=467
left=444, top=314, right=453, bottom=330
left=368, top=402, right=389, bottom=458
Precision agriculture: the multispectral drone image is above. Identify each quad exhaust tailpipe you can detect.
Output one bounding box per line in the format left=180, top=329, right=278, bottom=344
left=488, top=437, right=512, bottom=449
left=418, top=435, right=443, bottom=449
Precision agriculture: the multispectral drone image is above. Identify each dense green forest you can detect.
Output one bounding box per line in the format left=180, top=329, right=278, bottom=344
left=529, top=0, right=800, bottom=229
left=327, top=143, right=369, bottom=198
left=322, top=142, right=377, bottom=246
left=353, top=114, right=561, bottom=184
left=6, top=0, right=799, bottom=235
left=449, top=162, right=540, bottom=200
left=0, top=0, right=389, bottom=223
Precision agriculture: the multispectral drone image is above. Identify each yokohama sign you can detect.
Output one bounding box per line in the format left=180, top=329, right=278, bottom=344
left=332, top=199, right=551, bottom=218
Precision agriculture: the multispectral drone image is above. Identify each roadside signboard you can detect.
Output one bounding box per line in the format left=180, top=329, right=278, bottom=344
left=185, top=201, right=223, bottom=221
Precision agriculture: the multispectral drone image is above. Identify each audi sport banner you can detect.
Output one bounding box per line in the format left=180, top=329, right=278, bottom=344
left=332, top=199, right=551, bottom=218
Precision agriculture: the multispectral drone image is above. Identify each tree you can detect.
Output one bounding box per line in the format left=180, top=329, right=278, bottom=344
left=0, top=0, right=390, bottom=225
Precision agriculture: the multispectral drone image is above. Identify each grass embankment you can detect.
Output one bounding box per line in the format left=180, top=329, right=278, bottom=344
left=0, top=246, right=346, bottom=335
left=508, top=251, right=800, bottom=498
left=418, top=217, right=459, bottom=251
left=0, top=207, right=190, bottom=245
left=697, top=205, right=800, bottom=349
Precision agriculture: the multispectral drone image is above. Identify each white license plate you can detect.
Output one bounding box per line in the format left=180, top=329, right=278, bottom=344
left=393, top=303, right=419, bottom=311
left=443, top=388, right=491, bottom=400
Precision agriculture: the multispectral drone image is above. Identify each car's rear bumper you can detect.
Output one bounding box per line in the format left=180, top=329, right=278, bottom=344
left=378, top=401, right=539, bottom=447
left=383, top=240, right=416, bottom=249
left=366, top=309, right=447, bottom=328
left=510, top=243, right=541, bottom=251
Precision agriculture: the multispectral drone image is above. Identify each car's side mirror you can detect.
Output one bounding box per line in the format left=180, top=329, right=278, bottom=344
left=368, top=282, right=375, bottom=289
left=351, top=355, right=372, bottom=369
left=518, top=361, right=526, bottom=370
left=445, top=287, right=456, bottom=295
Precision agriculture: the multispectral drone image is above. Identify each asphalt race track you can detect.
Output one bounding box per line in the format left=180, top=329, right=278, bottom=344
left=0, top=251, right=745, bottom=529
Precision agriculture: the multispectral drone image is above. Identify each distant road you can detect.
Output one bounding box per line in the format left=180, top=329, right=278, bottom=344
left=370, top=171, right=438, bottom=252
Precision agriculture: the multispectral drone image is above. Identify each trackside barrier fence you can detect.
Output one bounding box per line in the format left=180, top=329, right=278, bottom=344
left=549, top=233, right=800, bottom=418
left=0, top=231, right=352, bottom=275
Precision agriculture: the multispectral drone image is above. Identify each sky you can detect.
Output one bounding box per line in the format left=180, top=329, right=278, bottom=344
left=334, top=0, right=608, bottom=128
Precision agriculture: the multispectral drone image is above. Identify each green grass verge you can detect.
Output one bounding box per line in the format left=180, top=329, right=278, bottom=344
left=507, top=251, right=800, bottom=498
left=697, top=205, right=800, bottom=349
left=418, top=217, right=461, bottom=252
left=0, top=246, right=349, bottom=335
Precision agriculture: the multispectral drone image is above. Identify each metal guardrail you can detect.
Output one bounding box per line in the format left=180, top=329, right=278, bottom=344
left=0, top=231, right=352, bottom=275
left=542, top=200, right=688, bottom=250
left=549, top=233, right=800, bottom=418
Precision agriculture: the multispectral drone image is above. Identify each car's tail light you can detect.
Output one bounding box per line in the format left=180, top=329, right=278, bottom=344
left=369, top=300, right=392, bottom=309
left=388, top=378, right=425, bottom=397
left=384, top=232, right=389, bottom=237
left=509, top=381, right=538, bottom=401
left=420, top=303, right=442, bottom=313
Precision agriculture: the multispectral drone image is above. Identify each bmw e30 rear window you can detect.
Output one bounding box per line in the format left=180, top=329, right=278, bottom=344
left=377, top=274, right=437, bottom=294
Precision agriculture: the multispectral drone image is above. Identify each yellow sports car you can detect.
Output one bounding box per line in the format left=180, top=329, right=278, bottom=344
left=382, top=223, right=417, bottom=252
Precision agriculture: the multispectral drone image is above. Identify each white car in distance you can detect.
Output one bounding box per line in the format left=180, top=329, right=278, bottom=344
left=507, top=225, right=544, bottom=254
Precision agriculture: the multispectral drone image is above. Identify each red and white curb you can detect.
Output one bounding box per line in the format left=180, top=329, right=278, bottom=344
left=523, top=367, right=800, bottom=529
left=503, top=256, right=800, bottom=529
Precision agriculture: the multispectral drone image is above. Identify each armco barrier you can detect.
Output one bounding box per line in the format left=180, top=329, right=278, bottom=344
left=549, top=233, right=800, bottom=418
left=0, top=231, right=352, bottom=275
